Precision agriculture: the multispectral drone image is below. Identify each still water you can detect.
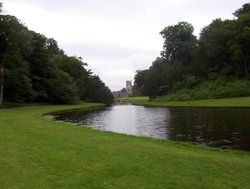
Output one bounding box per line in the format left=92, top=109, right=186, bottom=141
left=53, top=104, right=250, bottom=151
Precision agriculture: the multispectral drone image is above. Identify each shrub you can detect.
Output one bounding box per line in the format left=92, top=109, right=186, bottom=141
left=154, top=79, right=250, bottom=101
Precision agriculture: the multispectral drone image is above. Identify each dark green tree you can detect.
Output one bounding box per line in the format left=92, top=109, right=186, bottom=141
left=0, top=14, right=34, bottom=103
left=230, top=3, right=250, bottom=78
left=141, top=58, right=165, bottom=98
left=134, top=69, right=149, bottom=95
left=86, top=75, right=113, bottom=104
left=51, top=55, right=89, bottom=99
left=28, top=32, right=81, bottom=104
left=233, top=3, right=250, bottom=17
left=49, top=70, right=79, bottom=104
left=160, top=22, right=197, bottom=65
left=0, top=3, right=113, bottom=105
left=196, top=19, right=235, bottom=78
left=134, top=70, right=148, bottom=89
left=28, top=32, right=56, bottom=102
left=120, top=88, right=126, bottom=92
left=46, top=38, right=64, bottom=56
left=142, top=70, right=161, bottom=99
left=133, top=3, right=250, bottom=100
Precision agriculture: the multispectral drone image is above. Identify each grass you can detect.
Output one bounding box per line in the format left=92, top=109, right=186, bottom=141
left=0, top=102, right=250, bottom=188
left=114, top=96, right=149, bottom=103
left=116, top=96, right=250, bottom=108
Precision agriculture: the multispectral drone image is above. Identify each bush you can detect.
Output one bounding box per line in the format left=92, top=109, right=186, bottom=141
left=191, top=89, right=211, bottom=100
left=154, top=79, right=250, bottom=101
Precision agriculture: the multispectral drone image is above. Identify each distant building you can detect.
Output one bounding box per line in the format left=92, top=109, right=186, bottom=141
left=113, top=80, right=133, bottom=98
left=126, top=80, right=133, bottom=95
left=112, top=91, right=127, bottom=98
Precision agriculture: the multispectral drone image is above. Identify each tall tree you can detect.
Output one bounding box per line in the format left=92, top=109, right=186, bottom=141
left=52, top=55, right=89, bottom=99
left=233, top=3, right=250, bottom=17
left=46, top=38, right=64, bottom=56
left=197, top=19, right=235, bottom=78
left=231, top=3, right=250, bottom=78
left=0, top=4, right=4, bottom=105
left=160, top=22, right=197, bottom=65
left=86, top=75, right=113, bottom=104
left=50, top=70, right=79, bottom=104
left=0, top=3, right=113, bottom=105
left=0, top=14, right=34, bottom=104
left=141, top=58, right=165, bottom=98
left=134, top=69, right=149, bottom=95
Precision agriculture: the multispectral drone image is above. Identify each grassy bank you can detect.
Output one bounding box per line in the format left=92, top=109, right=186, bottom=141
left=155, top=79, right=250, bottom=102
left=114, top=96, right=149, bottom=103
left=117, top=96, right=250, bottom=108
left=0, top=103, right=250, bottom=188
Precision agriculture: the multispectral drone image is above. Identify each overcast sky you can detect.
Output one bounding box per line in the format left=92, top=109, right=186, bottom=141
left=2, top=0, right=249, bottom=91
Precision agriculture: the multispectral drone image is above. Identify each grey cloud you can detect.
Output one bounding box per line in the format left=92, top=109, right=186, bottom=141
left=61, top=41, right=141, bottom=61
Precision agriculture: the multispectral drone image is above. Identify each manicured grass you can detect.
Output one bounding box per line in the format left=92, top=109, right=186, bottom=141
left=114, top=96, right=149, bottom=103
left=121, top=96, right=250, bottom=108
left=0, top=103, right=250, bottom=188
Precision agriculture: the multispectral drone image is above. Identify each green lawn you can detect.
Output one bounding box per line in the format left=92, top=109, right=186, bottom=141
left=117, top=96, right=250, bottom=108
left=114, top=96, right=149, bottom=103
left=0, top=103, right=250, bottom=188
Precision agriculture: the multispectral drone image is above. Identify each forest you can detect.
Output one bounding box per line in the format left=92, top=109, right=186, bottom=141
left=0, top=2, right=113, bottom=105
left=134, top=3, right=250, bottom=101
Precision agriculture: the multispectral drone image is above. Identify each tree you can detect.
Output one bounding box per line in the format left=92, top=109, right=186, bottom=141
left=133, top=4, right=250, bottom=100
left=134, top=70, right=148, bottom=89
left=4, top=51, right=35, bottom=102
left=46, top=38, right=64, bottom=56
left=196, top=19, right=235, bottom=78
left=49, top=70, right=79, bottom=104
left=0, top=3, right=2, bottom=104
left=0, top=3, right=113, bottom=105
left=140, top=58, right=165, bottom=98
left=160, top=22, right=197, bottom=65
left=142, top=69, right=161, bottom=99
left=231, top=3, right=250, bottom=78
left=86, top=75, right=113, bottom=104
left=52, top=55, right=89, bottom=99
left=133, top=69, right=149, bottom=95
left=28, top=32, right=55, bottom=102
left=0, top=14, right=34, bottom=104
left=121, top=88, right=126, bottom=92
left=233, top=3, right=250, bottom=17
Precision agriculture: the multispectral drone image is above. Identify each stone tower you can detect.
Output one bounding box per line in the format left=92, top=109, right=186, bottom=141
left=126, top=80, right=132, bottom=95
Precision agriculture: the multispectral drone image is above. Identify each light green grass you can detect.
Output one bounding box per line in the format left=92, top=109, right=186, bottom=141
left=122, top=96, right=250, bottom=108
left=0, top=103, right=250, bottom=188
left=114, top=96, right=149, bottom=103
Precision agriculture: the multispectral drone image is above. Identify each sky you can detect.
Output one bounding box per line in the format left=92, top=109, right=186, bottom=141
left=2, top=0, right=249, bottom=91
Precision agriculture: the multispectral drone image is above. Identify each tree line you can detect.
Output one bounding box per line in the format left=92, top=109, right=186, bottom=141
left=0, top=3, right=113, bottom=105
left=134, top=3, right=250, bottom=100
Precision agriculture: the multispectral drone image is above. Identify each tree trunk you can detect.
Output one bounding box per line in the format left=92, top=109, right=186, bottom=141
left=0, top=47, right=8, bottom=106
left=0, top=66, right=3, bottom=106
left=243, top=57, right=249, bottom=79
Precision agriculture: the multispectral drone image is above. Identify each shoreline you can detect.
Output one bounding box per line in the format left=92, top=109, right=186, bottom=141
left=115, top=96, right=250, bottom=108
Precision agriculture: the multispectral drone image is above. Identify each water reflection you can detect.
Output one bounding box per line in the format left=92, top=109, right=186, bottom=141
left=53, top=104, right=250, bottom=151
left=167, top=108, right=250, bottom=150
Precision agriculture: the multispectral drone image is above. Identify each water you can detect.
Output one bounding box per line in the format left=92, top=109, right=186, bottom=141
left=53, top=104, right=250, bottom=151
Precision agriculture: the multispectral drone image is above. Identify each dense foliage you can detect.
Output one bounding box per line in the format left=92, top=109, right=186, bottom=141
left=134, top=3, right=250, bottom=100
left=0, top=4, right=113, bottom=105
